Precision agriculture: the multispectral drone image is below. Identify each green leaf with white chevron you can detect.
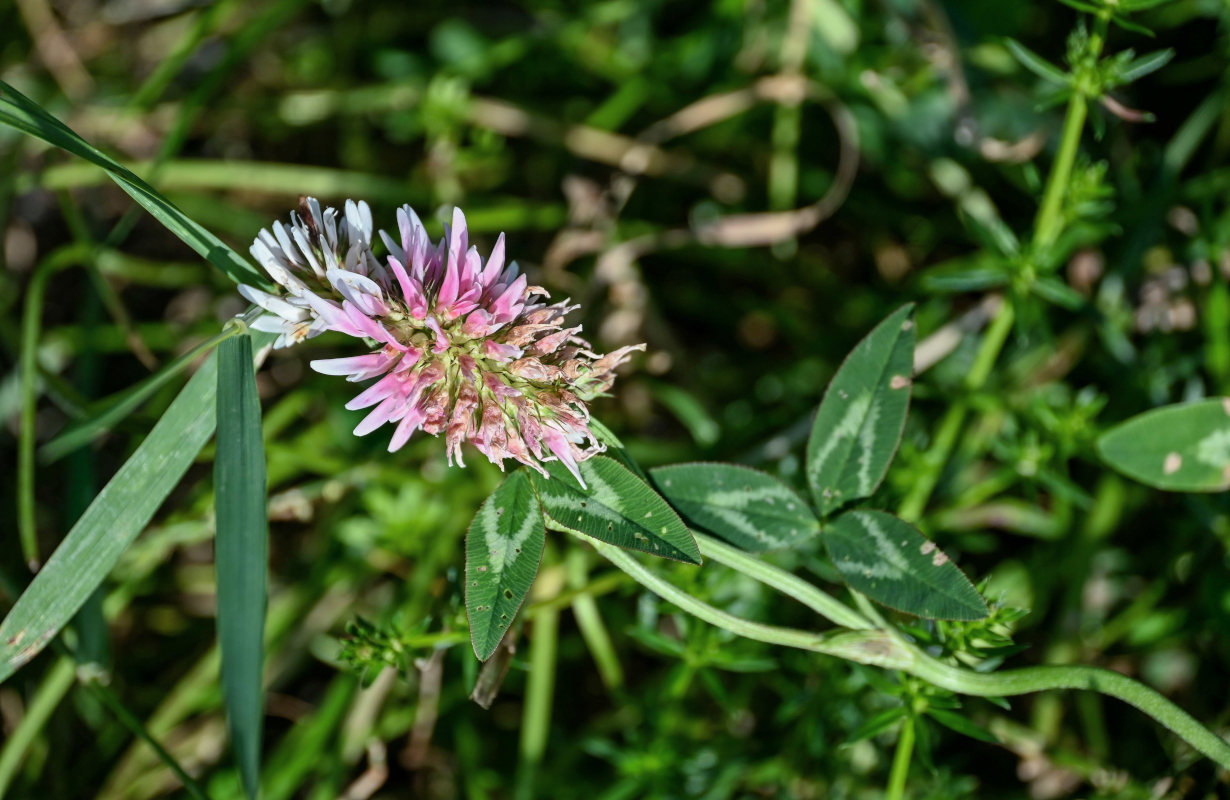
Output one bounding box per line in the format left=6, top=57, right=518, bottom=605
left=465, top=471, right=545, bottom=661
left=824, top=510, right=987, bottom=620
left=650, top=462, right=819, bottom=551
left=807, top=304, right=915, bottom=517
left=529, top=456, right=701, bottom=565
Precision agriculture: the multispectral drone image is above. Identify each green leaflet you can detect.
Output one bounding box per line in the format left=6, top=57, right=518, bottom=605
left=1097, top=398, right=1230, bottom=492
left=465, top=472, right=546, bottom=661
left=806, top=304, right=916, bottom=517
left=214, top=333, right=269, bottom=800
left=529, top=457, right=702, bottom=565
left=0, top=331, right=276, bottom=685
left=824, top=510, right=988, bottom=621
left=0, top=81, right=267, bottom=289
left=650, top=462, right=819, bottom=552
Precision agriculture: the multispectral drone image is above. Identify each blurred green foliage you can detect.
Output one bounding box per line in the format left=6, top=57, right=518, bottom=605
left=2, top=0, right=1230, bottom=797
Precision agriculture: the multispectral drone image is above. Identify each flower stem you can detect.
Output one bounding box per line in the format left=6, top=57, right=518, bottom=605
left=885, top=715, right=915, bottom=800
left=694, top=532, right=873, bottom=631
left=574, top=531, right=1230, bottom=769
left=907, top=653, right=1230, bottom=770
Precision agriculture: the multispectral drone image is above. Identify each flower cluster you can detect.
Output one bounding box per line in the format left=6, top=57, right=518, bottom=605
left=240, top=197, right=643, bottom=485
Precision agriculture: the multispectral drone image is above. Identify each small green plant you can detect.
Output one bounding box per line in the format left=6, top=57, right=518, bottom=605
left=3, top=0, right=1229, bottom=797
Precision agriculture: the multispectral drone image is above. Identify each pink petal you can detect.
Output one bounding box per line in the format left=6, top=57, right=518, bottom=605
left=345, top=372, right=403, bottom=411
left=479, top=233, right=505, bottom=289
left=388, top=406, right=427, bottom=452
left=485, top=340, right=524, bottom=362
left=354, top=395, right=399, bottom=436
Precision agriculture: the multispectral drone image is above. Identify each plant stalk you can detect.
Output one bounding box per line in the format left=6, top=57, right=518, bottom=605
left=575, top=532, right=1230, bottom=769
left=885, top=715, right=915, bottom=800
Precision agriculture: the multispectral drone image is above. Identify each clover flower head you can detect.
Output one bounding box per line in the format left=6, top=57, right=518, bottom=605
left=241, top=197, right=644, bottom=486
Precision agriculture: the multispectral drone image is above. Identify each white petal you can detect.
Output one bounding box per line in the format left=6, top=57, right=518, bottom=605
left=239, top=285, right=310, bottom=321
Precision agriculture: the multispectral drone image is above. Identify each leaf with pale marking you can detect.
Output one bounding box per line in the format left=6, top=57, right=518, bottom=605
left=529, top=456, right=701, bottom=565
left=807, top=304, right=915, bottom=517
left=1097, top=398, right=1230, bottom=492
left=650, top=462, right=819, bottom=551
left=824, top=510, right=987, bottom=621
left=466, top=472, right=545, bottom=661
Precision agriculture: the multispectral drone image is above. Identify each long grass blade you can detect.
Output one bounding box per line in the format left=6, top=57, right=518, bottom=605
left=0, top=332, right=275, bottom=685
left=0, top=81, right=267, bottom=288
left=42, top=326, right=240, bottom=463
left=214, top=331, right=269, bottom=800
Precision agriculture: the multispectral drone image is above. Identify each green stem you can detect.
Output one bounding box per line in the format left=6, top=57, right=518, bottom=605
left=574, top=533, right=912, bottom=667
left=18, top=244, right=93, bottom=570
left=694, top=532, right=872, bottom=631
left=0, top=656, right=76, bottom=798
left=902, top=26, right=1101, bottom=523
left=885, top=716, right=915, bottom=800
left=41, top=322, right=246, bottom=463
left=908, top=653, right=1230, bottom=769
left=579, top=534, right=1230, bottom=769
left=516, top=588, right=560, bottom=800
left=1033, top=91, right=1088, bottom=249
left=83, top=681, right=209, bottom=800
left=897, top=300, right=1015, bottom=522
left=565, top=549, right=624, bottom=690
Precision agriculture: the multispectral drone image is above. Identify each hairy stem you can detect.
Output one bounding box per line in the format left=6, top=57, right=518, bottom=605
left=576, top=532, right=1230, bottom=769
left=694, top=532, right=872, bottom=631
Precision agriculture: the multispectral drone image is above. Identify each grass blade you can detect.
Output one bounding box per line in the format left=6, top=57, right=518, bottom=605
left=0, top=656, right=76, bottom=796
left=0, top=331, right=275, bottom=685
left=214, top=332, right=269, bottom=800
left=41, top=326, right=240, bottom=463
left=0, top=81, right=267, bottom=288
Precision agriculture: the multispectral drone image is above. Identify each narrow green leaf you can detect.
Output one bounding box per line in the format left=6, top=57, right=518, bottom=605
left=0, top=81, right=267, bottom=288
left=2, top=356, right=216, bottom=682
left=847, top=706, right=909, bottom=743
left=1005, top=39, right=1070, bottom=85
left=529, top=456, right=702, bottom=565
left=1118, top=49, right=1174, bottom=84
left=1031, top=276, right=1086, bottom=310
left=806, top=304, right=915, bottom=517
left=1108, top=13, right=1156, bottom=37
left=41, top=328, right=235, bottom=463
left=215, top=332, right=269, bottom=800
left=650, top=462, right=819, bottom=551
left=1097, top=398, right=1230, bottom=492
left=466, top=472, right=545, bottom=661
left=920, top=257, right=1010, bottom=293
left=924, top=708, right=999, bottom=744
left=0, top=331, right=274, bottom=685
left=824, top=510, right=988, bottom=621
